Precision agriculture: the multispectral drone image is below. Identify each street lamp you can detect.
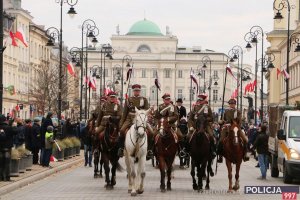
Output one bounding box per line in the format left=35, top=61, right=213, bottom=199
left=113, top=64, right=122, bottom=92
left=121, top=55, right=133, bottom=106
left=273, top=0, right=293, bottom=105
left=257, top=53, right=275, bottom=122
left=228, top=48, right=240, bottom=109
left=201, top=56, right=212, bottom=106
left=100, top=44, right=114, bottom=95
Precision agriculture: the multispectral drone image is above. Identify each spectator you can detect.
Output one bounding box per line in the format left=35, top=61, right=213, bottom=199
left=14, top=118, right=25, bottom=148
left=40, top=112, right=53, bottom=165
left=253, top=125, right=269, bottom=180
left=63, top=118, right=74, bottom=137
left=81, top=121, right=92, bottom=167
left=24, top=119, right=33, bottom=151
left=0, top=114, right=17, bottom=181
left=31, top=118, right=41, bottom=164
left=42, top=126, right=54, bottom=167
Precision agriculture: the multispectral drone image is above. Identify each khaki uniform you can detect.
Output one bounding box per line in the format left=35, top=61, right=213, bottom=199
left=220, top=108, right=248, bottom=143
left=120, top=96, right=150, bottom=136
left=96, top=101, right=122, bottom=134
left=154, top=103, right=183, bottom=141
left=188, top=103, right=213, bottom=137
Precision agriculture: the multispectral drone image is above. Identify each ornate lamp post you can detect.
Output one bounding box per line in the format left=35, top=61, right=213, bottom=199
left=121, top=55, right=133, bottom=106
left=201, top=56, right=212, bottom=106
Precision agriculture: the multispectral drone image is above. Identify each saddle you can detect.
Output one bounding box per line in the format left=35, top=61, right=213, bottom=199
left=155, top=130, right=178, bottom=145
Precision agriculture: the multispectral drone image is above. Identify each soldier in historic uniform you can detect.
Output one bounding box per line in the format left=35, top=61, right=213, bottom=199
left=217, top=98, right=249, bottom=163
left=187, top=94, right=216, bottom=158
left=95, top=92, right=122, bottom=137
left=154, top=93, right=186, bottom=155
left=119, top=84, right=154, bottom=158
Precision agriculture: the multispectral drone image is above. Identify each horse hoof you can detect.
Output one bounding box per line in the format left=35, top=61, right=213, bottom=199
left=167, top=186, right=171, bottom=191
left=198, top=189, right=204, bottom=193
left=205, top=185, right=210, bottom=190
left=227, top=189, right=233, bottom=193
left=193, top=184, right=198, bottom=190
left=99, top=174, right=103, bottom=178
left=131, top=191, right=137, bottom=196
left=161, top=188, right=166, bottom=193
left=137, top=189, right=144, bottom=194
left=128, top=189, right=132, bottom=193
left=233, top=185, right=240, bottom=191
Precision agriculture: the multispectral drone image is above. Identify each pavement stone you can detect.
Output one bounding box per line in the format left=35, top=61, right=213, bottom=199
left=1, top=156, right=299, bottom=200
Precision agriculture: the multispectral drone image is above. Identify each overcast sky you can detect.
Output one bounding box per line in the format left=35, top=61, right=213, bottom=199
left=22, top=0, right=274, bottom=67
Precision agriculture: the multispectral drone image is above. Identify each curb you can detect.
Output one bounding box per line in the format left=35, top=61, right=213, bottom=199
left=0, top=157, right=84, bottom=196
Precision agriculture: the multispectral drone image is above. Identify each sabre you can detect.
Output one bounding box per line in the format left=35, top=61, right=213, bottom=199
left=159, top=104, right=172, bottom=115
left=54, top=140, right=61, bottom=152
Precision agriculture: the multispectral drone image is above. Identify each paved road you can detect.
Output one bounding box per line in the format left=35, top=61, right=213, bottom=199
left=1, top=157, right=299, bottom=200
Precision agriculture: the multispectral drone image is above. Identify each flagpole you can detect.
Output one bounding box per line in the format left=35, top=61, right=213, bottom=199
left=190, top=68, right=192, bottom=112
left=221, top=65, right=228, bottom=120
left=156, top=86, right=159, bottom=109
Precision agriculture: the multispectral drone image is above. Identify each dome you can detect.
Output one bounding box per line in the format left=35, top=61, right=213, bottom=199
left=127, top=19, right=163, bottom=36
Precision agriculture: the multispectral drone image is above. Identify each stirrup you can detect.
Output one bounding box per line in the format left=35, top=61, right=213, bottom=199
left=179, top=149, right=187, bottom=158
left=217, top=156, right=223, bottom=163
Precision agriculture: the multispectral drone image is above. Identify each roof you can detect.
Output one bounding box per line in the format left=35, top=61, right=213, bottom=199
left=127, top=19, right=163, bottom=36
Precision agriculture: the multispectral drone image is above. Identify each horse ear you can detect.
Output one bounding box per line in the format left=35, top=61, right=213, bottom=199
left=135, top=107, right=139, bottom=113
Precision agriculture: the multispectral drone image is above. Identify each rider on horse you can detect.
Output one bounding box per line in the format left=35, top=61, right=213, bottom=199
left=95, top=91, right=122, bottom=138
left=154, top=93, right=186, bottom=156
left=217, top=98, right=249, bottom=163
left=187, top=94, right=216, bottom=158
left=119, top=84, right=154, bottom=158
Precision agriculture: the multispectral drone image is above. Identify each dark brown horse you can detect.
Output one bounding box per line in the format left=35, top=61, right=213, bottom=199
left=222, top=120, right=243, bottom=192
left=189, top=113, right=211, bottom=191
left=155, top=117, right=178, bottom=192
left=99, top=116, right=121, bottom=190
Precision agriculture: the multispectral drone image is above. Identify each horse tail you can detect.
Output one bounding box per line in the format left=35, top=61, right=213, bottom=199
left=116, top=161, right=124, bottom=172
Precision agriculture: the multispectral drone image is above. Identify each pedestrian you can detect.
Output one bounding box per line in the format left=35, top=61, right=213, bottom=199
left=42, top=126, right=54, bottom=167
left=63, top=118, right=74, bottom=137
left=40, top=112, right=53, bottom=165
left=0, top=114, right=18, bottom=181
left=253, top=124, right=269, bottom=180
left=14, top=118, right=25, bottom=148
left=81, top=121, right=93, bottom=167
left=31, top=117, right=41, bottom=164
left=24, top=119, right=33, bottom=151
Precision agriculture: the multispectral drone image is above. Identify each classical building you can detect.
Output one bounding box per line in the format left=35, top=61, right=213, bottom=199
left=85, top=19, right=258, bottom=121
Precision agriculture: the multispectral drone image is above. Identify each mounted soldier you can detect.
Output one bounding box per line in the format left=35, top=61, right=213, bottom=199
left=154, top=93, right=186, bottom=156
left=187, top=94, right=216, bottom=158
left=217, top=98, right=249, bottom=163
left=119, top=84, right=154, bottom=158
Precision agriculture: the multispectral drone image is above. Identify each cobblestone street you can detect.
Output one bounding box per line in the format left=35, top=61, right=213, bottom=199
left=2, top=157, right=299, bottom=200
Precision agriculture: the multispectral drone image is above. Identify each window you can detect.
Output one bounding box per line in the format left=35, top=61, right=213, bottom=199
left=104, top=69, right=109, bottom=77
left=165, top=69, right=171, bottom=78
left=177, top=89, right=183, bottom=99
left=190, top=88, right=195, bottom=101
left=137, top=45, right=151, bottom=53
left=141, top=85, right=146, bottom=96
left=213, top=71, right=218, bottom=79
left=142, top=69, right=146, bottom=78
left=213, top=90, right=218, bottom=101
left=150, top=86, right=157, bottom=101
left=178, top=70, right=183, bottom=78
left=152, top=70, right=157, bottom=78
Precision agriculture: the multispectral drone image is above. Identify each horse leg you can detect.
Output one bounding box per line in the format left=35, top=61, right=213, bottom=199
left=233, top=162, right=241, bottom=191
left=205, top=161, right=210, bottom=190
left=197, top=162, right=204, bottom=192
left=93, top=150, right=99, bottom=178
left=124, top=152, right=133, bottom=193
left=129, top=157, right=137, bottom=196
left=103, top=156, right=111, bottom=189
left=225, top=159, right=233, bottom=193
left=99, top=157, right=104, bottom=178
left=190, top=160, right=198, bottom=190
left=167, top=162, right=172, bottom=191
left=110, top=159, right=118, bottom=188
left=137, top=156, right=146, bottom=194
left=159, top=157, right=166, bottom=193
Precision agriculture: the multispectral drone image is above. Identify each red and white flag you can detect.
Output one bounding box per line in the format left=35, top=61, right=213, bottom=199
left=9, top=31, right=18, bottom=47
left=276, top=68, right=281, bottom=80
left=15, top=104, right=20, bottom=112
left=226, top=63, right=237, bottom=81
left=190, top=69, right=199, bottom=93
left=244, top=83, right=250, bottom=95
left=87, top=71, right=96, bottom=90
left=14, top=27, right=28, bottom=47
left=67, top=61, right=76, bottom=77
left=282, top=69, right=290, bottom=79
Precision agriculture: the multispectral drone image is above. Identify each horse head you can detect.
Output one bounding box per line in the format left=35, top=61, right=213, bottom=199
left=229, top=120, right=240, bottom=145
left=106, top=116, right=120, bottom=138
left=158, top=116, right=172, bottom=137
left=195, top=113, right=207, bottom=134
left=134, top=107, right=150, bottom=138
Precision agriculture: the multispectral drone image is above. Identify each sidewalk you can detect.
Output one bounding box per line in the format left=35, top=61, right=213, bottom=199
left=0, top=151, right=84, bottom=196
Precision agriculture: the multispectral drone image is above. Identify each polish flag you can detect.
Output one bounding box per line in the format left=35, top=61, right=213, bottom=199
left=15, top=104, right=20, bottom=112
left=282, top=69, right=290, bottom=79
left=50, top=155, right=58, bottom=162
left=14, top=27, right=28, bottom=47
left=190, top=69, right=199, bottom=93
left=9, top=31, right=18, bottom=47
left=277, top=68, right=281, bottom=80
left=226, top=63, right=237, bottom=81
left=244, top=83, right=250, bottom=95
left=67, top=61, right=76, bottom=77
left=89, top=76, right=96, bottom=90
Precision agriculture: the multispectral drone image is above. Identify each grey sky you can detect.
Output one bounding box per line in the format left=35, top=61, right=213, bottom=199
left=22, top=0, right=274, bottom=66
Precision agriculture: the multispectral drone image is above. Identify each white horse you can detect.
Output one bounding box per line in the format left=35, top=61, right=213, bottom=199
left=124, top=107, right=150, bottom=196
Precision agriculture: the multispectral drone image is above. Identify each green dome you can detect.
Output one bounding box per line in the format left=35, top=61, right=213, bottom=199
left=127, top=19, right=163, bottom=36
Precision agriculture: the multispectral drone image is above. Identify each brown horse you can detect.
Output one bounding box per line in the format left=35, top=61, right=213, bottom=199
left=155, top=117, right=178, bottom=192
left=99, top=116, right=121, bottom=190
left=189, top=113, right=211, bottom=191
left=222, top=120, right=243, bottom=192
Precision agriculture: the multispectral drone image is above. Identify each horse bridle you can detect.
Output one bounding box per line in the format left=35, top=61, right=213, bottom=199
left=134, top=112, right=147, bottom=138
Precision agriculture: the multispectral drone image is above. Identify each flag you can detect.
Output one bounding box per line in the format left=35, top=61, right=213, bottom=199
left=282, top=69, right=290, bottom=79
left=9, top=31, right=18, bottom=47
left=126, top=66, right=133, bottom=81
left=50, top=155, right=58, bottom=162
left=244, top=83, right=250, bottom=95
left=226, top=63, right=237, bottom=81
left=154, top=70, right=161, bottom=91
left=89, top=76, right=96, bottom=90
left=190, top=69, right=199, bottom=93
left=14, top=27, right=28, bottom=47
left=15, top=104, right=20, bottom=112
left=6, top=85, right=15, bottom=95
left=277, top=68, right=281, bottom=80
left=67, top=61, right=76, bottom=77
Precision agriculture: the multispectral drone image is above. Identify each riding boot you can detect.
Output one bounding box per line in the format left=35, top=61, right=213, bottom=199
left=117, top=136, right=125, bottom=157
left=243, top=142, right=250, bottom=162
left=217, top=142, right=223, bottom=163
left=146, top=137, right=154, bottom=161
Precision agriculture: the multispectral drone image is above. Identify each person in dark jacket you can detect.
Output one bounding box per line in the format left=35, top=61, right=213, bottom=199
left=31, top=118, right=41, bottom=164
left=24, top=119, right=33, bottom=151
left=253, top=125, right=269, bottom=180
left=81, top=122, right=92, bottom=167
left=40, top=112, right=53, bottom=165
left=14, top=118, right=25, bottom=148
left=63, top=118, right=74, bottom=137
left=0, top=114, right=17, bottom=181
